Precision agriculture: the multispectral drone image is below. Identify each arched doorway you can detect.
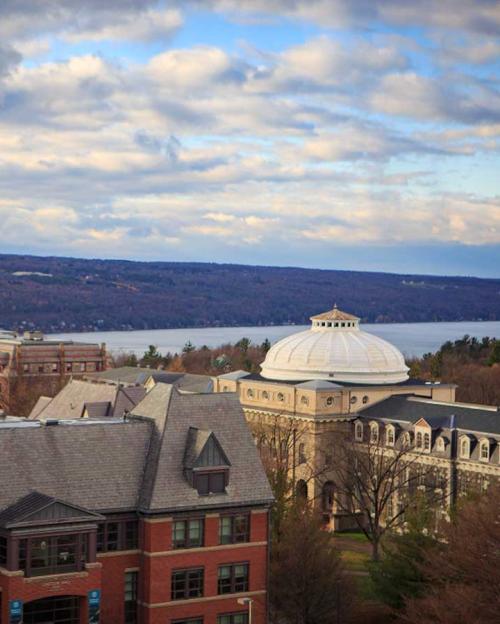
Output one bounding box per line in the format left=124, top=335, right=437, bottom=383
left=24, top=595, right=81, bottom=624
left=322, top=481, right=335, bottom=512
left=295, top=479, right=308, bottom=500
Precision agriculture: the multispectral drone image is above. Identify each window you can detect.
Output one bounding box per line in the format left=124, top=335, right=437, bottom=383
left=437, top=437, right=445, bottom=452
left=424, top=433, right=431, bottom=451
left=298, top=443, right=306, bottom=464
left=0, top=535, right=7, bottom=565
left=23, top=363, right=29, bottom=372
left=66, top=362, right=72, bottom=372
left=171, top=568, right=204, bottom=600
left=218, top=613, right=249, bottom=624
left=480, top=442, right=490, bottom=461
left=52, top=363, right=58, bottom=372
left=173, top=518, right=204, bottom=549
left=326, top=396, right=334, bottom=406
left=19, top=534, right=88, bottom=577
left=370, top=424, right=379, bottom=443
left=362, top=395, right=369, bottom=404
left=354, top=422, right=363, bottom=441
left=218, top=563, right=249, bottom=594
left=124, top=571, right=138, bottom=624
left=262, top=391, right=269, bottom=400
left=97, top=520, right=138, bottom=553
left=300, top=395, right=309, bottom=406
left=219, top=514, right=250, bottom=544
left=460, top=437, right=470, bottom=459
left=194, top=471, right=226, bottom=495
left=386, top=427, right=395, bottom=446
left=416, top=432, right=423, bottom=448
left=277, top=392, right=284, bottom=402
left=350, top=396, right=357, bottom=404
left=174, top=619, right=203, bottom=624
left=246, top=389, right=253, bottom=398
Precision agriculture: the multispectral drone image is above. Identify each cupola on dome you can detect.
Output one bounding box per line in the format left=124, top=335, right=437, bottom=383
left=260, top=305, right=409, bottom=385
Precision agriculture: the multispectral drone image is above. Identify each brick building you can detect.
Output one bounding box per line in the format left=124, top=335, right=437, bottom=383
left=0, top=331, right=107, bottom=416
left=0, top=386, right=273, bottom=624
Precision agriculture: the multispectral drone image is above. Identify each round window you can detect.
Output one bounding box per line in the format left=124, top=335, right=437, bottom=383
left=326, top=396, right=334, bottom=406
left=350, top=396, right=358, bottom=404
left=277, top=392, right=284, bottom=402
left=262, top=391, right=269, bottom=400
left=362, top=395, right=369, bottom=404
left=247, top=388, right=254, bottom=398
left=301, top=396, right=309, bottom=406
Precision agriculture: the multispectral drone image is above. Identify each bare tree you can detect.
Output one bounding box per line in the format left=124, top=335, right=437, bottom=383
left=328, top=422, right=448, bottom=560
left=400, top=486, right=500, bottom=624
left=250, top=414, right=330, bottom=539
left=270, top=503, right=353, bottom=624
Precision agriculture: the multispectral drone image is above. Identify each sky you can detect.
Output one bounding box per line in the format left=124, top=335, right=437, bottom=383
left=0, top=0, right=499, bottom=277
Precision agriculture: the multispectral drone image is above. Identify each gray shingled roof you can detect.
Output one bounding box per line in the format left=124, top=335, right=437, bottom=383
left=1, top=386, right=273, bottom=518
left=361, top=395, right=500, bottom=435
left=89, top=367, right=213, bottom=392
left=134, top=387, right=273, bottom=513
left=0, top=421, right=152, bottom=513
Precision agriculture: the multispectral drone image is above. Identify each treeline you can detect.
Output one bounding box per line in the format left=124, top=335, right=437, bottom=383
left=408, top=335, right=500, bottom=405
left=114, top=334, right=500, bottom=406
left=2, top=253, right=500, bottom=332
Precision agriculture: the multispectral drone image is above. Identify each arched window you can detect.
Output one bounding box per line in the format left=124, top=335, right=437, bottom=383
left=460, top=437, right=470, bottom=458
left=277, top=393, right=284, bottom=402
left=386, top=427, right=395, bottom=446
left=480, top=441, right=489, bottom=461
left=262, top=391, right=269, bottom=400
left=370, top=423, right=379, bottom=443
left=416, top=432, right=423, bottom=448
left=403, top=432, right=411, bottom=448
left=296, top=480, right=308, bottom=500
left=300, top=395, right=309, bottom=406
left=247, top=389, right=254, bottom=398
left=424, top=432, right=431, bottom=451
left=322, top=482, right=335, bottom=512
left=298, top=443, right=306, bottom=464
left=362, top=395, right=369, bottom=404
left=355, top=422, right=363, bottom=441
left=437, top=437, right=445, bottom=452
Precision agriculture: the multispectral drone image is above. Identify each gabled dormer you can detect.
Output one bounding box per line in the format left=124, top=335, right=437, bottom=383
left=414, top=418, right=432, bottom=453
left=183, top=427, right=231, bottom=496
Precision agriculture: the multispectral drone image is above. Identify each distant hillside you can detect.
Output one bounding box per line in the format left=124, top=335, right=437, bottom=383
left=1, top=254, right=499, bottom=333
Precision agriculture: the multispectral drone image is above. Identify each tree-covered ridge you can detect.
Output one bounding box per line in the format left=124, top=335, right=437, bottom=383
left=1, top=253, right=500, bottom=333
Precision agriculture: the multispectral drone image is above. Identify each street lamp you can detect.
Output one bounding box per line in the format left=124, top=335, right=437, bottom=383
left=237, top=597, right=253, bottom=624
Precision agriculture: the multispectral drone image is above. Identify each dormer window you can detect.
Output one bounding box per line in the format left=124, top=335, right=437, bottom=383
left=460, top=436, right=471, bottom=459
left=436, top=437, right=445, bottom=452
left=184, top=428, right=231, bottom=496
left=370, top=423, right=379, bottom=443
left=386, top=426, right=395, bottom=446
left=480, top=440, right=490, bottom=462
left=424, top=433, right=431, bottom=451
left=354, top=421, right=363, bottom=441
left=416, top=432, right=423, bottom=449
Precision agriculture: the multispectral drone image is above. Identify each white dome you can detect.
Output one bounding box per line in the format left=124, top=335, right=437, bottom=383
left=260, top=306, right=409, bottom=385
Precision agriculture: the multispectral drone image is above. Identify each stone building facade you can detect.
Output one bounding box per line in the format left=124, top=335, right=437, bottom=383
left=214, top=307, right=500, bottom=528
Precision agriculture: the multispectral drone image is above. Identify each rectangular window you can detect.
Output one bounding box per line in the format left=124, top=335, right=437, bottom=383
left=218, top=613, right=249, bottom=624
left=97, top=520, right=138, bottom=553
left=124, top=571, right=138, bottom=624
left=218, top=564, right=249, bottom=595
left=219, top=515, right=250, bottom=545
left=173, top=619, right=203, bottom=624
left=0, top=535, right=7, bottom=565
left=173, top=518, right=204, bottom=549
left=194, top=471, right=226, bottom=495
left=19, top=534, right=88, bottom=577
left=171, top=568, right=204, bottom=600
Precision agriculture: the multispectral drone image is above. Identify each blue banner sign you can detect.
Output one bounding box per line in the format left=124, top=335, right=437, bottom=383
left=88, top=589, right=101, bottom=624
left=9, top=600, right=23, bottom=624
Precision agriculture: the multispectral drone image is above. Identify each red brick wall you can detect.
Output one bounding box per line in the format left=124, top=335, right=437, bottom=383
left=0, top=509, right=269, bottom=624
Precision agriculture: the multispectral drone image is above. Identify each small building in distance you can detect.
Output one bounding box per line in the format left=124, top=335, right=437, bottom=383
left=0, top=330, right=107, bottom=416
left=0, top=386, right=273, bottom=624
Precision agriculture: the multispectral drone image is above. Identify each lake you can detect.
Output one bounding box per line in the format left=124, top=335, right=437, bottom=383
left=49, top=320, right=500, bottom=358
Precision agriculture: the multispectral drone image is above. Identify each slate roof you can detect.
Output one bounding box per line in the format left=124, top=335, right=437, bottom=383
left=134, top=386, right=274, bottom=513
left=0, top=386, right=273, bottom=518
left=28, top=396, right=52, bottom=419
left=239, top=372, right=433, bottom=388
left=83, top=402, right=112, bottom=418
left=0, top=420, right=152, bottom=513
left=360, top=395, right=500, bottom=435
left=89, top=367, right=213, bottom=393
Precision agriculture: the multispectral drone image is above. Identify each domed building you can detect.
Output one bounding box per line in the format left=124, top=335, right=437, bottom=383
left=260, top=305, right=409, bottom=385
left=214, top=305, right=500, bottom=531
